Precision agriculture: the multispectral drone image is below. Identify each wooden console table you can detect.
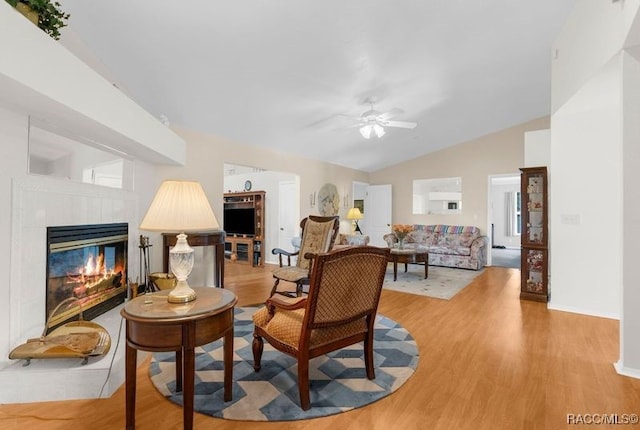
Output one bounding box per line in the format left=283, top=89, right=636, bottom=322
left=121, top=287, right=237, bottom=430
left=162, top=231, right=226, bottom=288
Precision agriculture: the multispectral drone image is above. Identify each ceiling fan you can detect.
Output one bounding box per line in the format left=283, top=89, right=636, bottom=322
left=354, top=101, right=417, bottom=139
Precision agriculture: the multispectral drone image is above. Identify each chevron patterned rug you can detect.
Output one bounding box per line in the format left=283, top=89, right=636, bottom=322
left=149, top=306, right=418, bottom=421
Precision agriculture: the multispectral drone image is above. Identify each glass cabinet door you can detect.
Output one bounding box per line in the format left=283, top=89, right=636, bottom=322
left=522, top=171, right=546, bottom=246
left=520, top=166, right=548, bottom=302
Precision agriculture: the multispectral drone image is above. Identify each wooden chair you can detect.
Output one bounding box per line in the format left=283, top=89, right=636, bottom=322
left=270, top=215, right=339, bottom=297
left=252, top=246, right=391, bottom=410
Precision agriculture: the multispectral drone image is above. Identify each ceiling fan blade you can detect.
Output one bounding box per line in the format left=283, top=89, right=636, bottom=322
left=378, top=108, right=404, bottom=121
left=384, top=120, right=417, bottom=129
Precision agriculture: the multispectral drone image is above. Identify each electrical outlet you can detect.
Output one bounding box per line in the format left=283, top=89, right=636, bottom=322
left=560, top=214, right=580, bottom=225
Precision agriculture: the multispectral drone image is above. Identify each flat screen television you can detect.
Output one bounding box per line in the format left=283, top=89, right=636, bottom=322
left=223, top=208, right=256, bottom=236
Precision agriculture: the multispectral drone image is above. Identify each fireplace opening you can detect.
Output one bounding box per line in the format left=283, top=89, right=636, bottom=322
left=46, top=223, right=128, bottom=333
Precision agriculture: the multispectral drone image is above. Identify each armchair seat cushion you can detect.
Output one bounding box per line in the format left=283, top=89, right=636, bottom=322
left=253, top=305, right=367, bottom=350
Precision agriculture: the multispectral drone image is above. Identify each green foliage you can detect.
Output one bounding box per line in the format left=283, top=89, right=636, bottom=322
left=5, top=0, right=70, bottom=40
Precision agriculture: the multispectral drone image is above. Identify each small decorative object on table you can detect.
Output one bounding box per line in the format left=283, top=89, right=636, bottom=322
left=392, top=224, right=414, bottom=249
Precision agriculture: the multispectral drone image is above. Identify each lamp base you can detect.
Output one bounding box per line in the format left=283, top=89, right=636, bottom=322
left=167, top=280, right=197, bottom=303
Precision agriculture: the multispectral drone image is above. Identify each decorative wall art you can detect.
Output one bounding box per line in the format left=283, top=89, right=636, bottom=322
left=318, top=183, right=340, bottom=216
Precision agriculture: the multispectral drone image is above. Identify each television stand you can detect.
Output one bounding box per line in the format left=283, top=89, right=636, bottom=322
left=225, top=236, right=262, bottom=266
left=223, top=191, right=265, bottom=267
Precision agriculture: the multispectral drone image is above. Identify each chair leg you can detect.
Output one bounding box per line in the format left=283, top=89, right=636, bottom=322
left=298, top=357, right=311, bottom=410
left=269, top=278, right=280, bottom=297
left=364, top=328, right=376, bottom=380
left=252, top=334, right=264, bottom=371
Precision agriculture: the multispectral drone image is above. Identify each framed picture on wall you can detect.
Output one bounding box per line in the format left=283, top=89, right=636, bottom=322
left=354, top=199, right=364, bottom=214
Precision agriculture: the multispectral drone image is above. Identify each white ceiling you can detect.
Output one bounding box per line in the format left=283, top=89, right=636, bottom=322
left=58, top=0, right=576, bottom=172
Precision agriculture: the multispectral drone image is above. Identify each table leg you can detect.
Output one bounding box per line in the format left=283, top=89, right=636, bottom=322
left=125, top=332, right=136, bottom=430
left=393, top=259, right=398, bottom=281
left=175, top=350, right=183, bottom=392
left=216, top=243, right=225, bottom=288
left=223, top=322, right=234, bottom=402
left=424, top=260, right=429, bottom=279
left=182, top=323, right=196, bottom=430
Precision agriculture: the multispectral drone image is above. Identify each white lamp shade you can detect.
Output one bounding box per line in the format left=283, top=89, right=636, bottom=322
left=346, top=207, right=363, bottom=220
left=140, top=180, right=219, bottom=232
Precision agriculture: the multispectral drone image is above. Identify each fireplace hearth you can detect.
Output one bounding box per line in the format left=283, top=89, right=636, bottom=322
left=46, top=223, right=128, bottom=332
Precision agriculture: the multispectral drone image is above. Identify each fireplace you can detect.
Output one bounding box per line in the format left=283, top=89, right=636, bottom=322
left=46, top=223, right=128, bottom=332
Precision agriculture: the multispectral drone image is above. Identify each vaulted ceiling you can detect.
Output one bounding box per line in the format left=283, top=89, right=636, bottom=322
left=59, top=0, right=576, bottom=172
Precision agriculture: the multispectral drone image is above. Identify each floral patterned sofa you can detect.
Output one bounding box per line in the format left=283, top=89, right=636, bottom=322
left=383, top=225, right=488, bottom=270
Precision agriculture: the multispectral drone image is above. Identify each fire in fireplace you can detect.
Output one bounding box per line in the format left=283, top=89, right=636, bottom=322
left=46, top=223, right=128, bottom=332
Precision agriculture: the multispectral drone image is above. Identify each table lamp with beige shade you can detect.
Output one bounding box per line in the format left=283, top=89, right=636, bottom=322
left=140, top=180, right=219, bottom=303
left=346, top=207, right=364, bottom=234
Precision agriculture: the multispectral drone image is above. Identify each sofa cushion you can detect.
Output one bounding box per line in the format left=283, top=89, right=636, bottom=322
left=407, top=230, right=437, bottom=246
left=428, top=245, right=471, bottom=256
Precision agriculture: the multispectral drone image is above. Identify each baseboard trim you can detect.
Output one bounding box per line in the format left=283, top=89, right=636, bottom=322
left=547, top=302, right=619, bottom=320
left=614, top=360, right=640, bottom=379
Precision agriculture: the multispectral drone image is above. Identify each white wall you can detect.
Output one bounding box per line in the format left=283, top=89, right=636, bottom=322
left=549, top=2, right=640, bottom=384
left=548, top=58, right=622, bottom=318
left=551, top=0, right=629, bottom=114
left=524, top=129, right=550, bottom=168
left=619, top=50, right=640, bottom=377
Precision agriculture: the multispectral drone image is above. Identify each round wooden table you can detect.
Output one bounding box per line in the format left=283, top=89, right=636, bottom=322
left=389, top=248, right=429, bottom=281
left=121, top=287, right=237, bottom=430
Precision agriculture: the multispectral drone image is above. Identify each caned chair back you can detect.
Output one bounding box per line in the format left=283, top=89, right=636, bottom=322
left=296, top=216, right=340, bottom=271
left=303, top=246, right=389, bottom=331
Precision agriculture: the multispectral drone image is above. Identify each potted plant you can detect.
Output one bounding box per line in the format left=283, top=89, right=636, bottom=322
left=5, top=0, right=70, bottom=40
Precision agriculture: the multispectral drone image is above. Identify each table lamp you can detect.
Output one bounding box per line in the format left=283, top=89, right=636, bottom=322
left=140, top=180, right=219, bottom=303
left=346, top=207, right=364, bottom=234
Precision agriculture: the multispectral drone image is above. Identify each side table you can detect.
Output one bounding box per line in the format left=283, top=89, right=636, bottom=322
left=121, top=287, right=237, bottom=430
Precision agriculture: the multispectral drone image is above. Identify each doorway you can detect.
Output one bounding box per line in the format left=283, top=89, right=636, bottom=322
left=488, top=174, right=521, bottom=269
left=223, top=163, right=299, bottom=265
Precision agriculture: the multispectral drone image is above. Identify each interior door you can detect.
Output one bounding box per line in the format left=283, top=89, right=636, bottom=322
left=364, top=184, right=392, bottom=247
left=278, top=181, right=297, bottom=253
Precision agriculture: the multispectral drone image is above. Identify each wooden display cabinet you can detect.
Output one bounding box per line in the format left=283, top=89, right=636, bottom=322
left=225, top=236, right=254, bottom=265
left=520, top=166, right=548, bottom=302
left=223, top=191, right=265, bottom=267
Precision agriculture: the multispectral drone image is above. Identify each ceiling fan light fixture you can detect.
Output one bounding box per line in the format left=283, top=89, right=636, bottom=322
left=360, top=125, right=373, bottom=139
left=359, top=123, right=385, bottom=139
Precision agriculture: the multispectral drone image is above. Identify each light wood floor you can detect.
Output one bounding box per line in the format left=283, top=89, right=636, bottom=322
left=1, top=263, right=639, bottom=429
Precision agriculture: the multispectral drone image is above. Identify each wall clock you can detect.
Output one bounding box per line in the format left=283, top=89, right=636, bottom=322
left=244, top=180, right=252, bottom=191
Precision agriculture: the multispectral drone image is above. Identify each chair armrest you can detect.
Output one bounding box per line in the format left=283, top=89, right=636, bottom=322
left=303, top=251, right=318, bottom=260
left=271, top=247, right=300, bottom=267
left=266, top=295, right=307, bottom=313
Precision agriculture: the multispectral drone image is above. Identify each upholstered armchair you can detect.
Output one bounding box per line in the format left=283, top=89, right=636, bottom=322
left=270, top=215, right=339, bottom=297
left=252, top=246, right=391, bottom=410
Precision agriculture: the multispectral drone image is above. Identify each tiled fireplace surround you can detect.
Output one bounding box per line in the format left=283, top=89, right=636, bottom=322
left=0, top=175, right=141, bottom=403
